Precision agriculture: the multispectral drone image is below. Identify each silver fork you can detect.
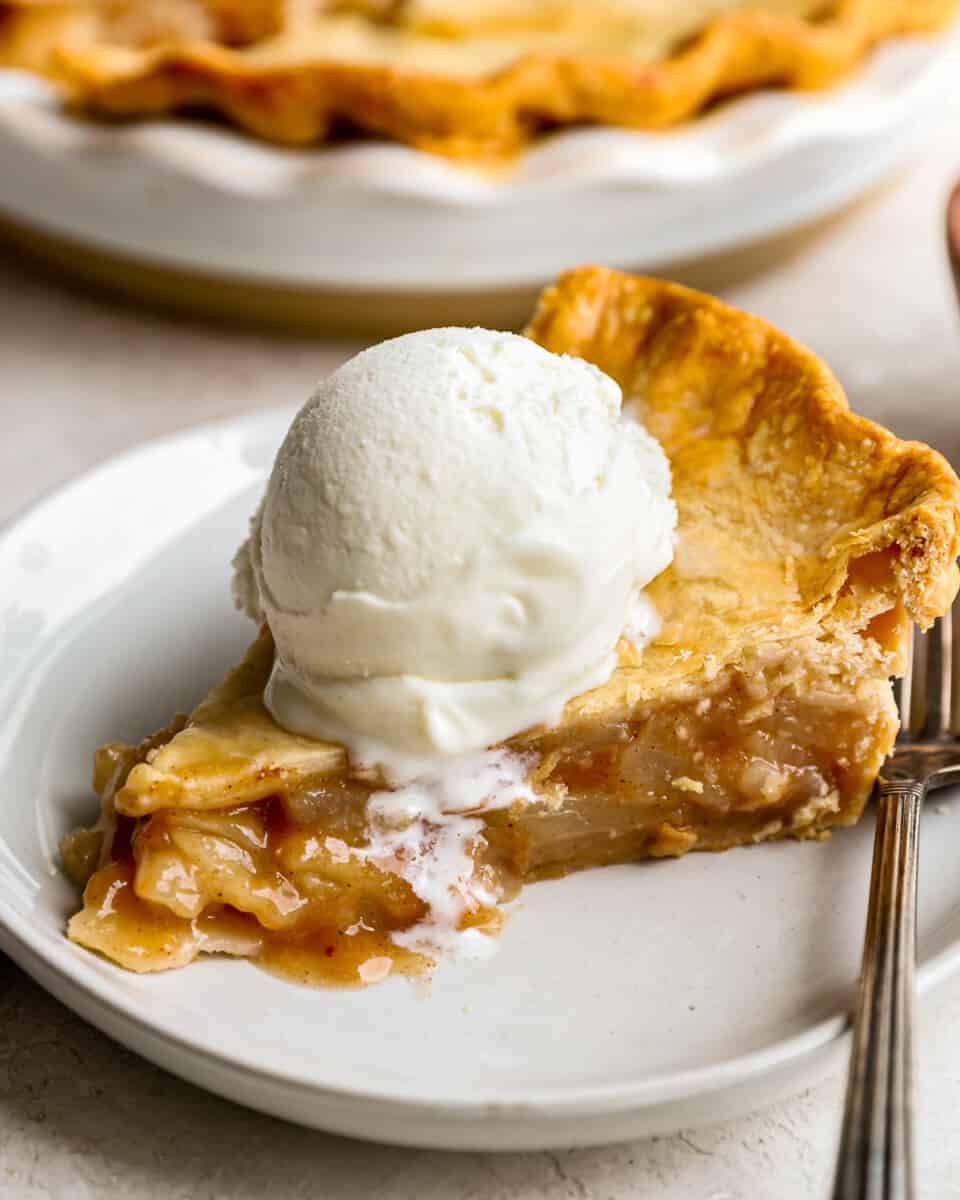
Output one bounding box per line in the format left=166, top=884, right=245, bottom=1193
left=832, top=594, right=960, bottom=1199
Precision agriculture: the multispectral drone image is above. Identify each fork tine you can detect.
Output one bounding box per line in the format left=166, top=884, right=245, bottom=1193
left=923, top=603, right=953, bottom=739
left=908, top=622, right=926, bottom=738
left=894, top=625, right=915, bottom=738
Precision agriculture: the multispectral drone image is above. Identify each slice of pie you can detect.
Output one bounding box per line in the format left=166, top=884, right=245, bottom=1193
left=62, top=266, right=960, bottom=987
left=1, top=1, right=957, bottom=157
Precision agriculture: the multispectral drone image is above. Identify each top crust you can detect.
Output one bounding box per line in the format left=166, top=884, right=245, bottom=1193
left=527, top=267, right=960, bottom=632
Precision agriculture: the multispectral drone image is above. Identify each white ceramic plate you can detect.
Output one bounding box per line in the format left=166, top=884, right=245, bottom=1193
left=0, top=24, right=959, bottom=291
left=2, top=411, right=960, bottom=1151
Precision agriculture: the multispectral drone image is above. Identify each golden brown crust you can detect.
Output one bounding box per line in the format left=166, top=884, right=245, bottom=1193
left=1, top=0, right=957, bottom=155
left=112, top=267, right=960, bottom=818
left=0, top=2, right=284, bottom=45
left=526, top=266, right=960, bottom=630
left=114, top=627, right=345, bottom=817
left=0, top=1, right=287, bottom=78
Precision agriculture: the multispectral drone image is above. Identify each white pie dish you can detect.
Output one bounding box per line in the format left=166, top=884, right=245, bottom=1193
left=0, top=24, right=958, bottom=293
left=1, top=410, right=960, bottom=1151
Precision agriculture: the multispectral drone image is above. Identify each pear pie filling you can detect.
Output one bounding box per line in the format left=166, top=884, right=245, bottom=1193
left=61, top=267, right=960, bottom=987
left=64, top=621, right=901, bottom=985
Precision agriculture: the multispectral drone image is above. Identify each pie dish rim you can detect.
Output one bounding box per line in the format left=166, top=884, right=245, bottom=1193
left=0, top=0, right=954, bottom=156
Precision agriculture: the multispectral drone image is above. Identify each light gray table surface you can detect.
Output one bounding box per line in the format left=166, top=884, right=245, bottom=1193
left=2, top=115, right=960, bottom=1200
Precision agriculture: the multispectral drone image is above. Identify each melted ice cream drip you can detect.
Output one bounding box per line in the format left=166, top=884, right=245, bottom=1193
left=622, top=590, right=662, bottom=651
left=328, top=748, right=536, bottom=960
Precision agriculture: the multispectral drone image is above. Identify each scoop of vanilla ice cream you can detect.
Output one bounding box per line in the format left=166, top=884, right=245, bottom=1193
left=233, top=327, right=675, bottom=774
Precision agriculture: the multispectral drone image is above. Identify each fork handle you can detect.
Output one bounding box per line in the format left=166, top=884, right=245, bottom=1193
left=832, top=779, right=924, bottom=1200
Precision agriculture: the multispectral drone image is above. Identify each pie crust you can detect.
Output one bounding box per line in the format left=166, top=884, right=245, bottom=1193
left=1, top=1, right=957, bottom=156
left=62, top=266, right=960, bottom=984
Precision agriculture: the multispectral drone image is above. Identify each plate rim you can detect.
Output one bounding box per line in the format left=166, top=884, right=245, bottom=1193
left=2, top=411, right=960, bottom=1123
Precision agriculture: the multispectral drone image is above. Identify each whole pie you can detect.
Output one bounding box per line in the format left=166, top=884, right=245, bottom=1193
left=0, top=1, right=956, bottom=156
left=61, top=266, right=960, bottom=987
